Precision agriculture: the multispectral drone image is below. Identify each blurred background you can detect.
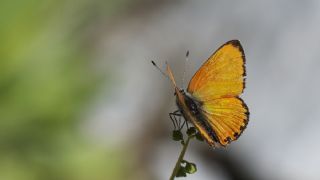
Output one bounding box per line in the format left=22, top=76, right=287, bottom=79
left=1, top=0, right=320, bottom=179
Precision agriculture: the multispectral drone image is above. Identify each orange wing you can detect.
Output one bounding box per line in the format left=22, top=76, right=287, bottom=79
left=187, top=40, right=249, bottom=146
left=187, top=40, right=246, bottom=101
left=200, top=97, right=249, bottom=146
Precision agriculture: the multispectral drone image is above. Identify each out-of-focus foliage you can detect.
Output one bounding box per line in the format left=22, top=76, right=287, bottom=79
left=0, top=0, right=132, bottom=179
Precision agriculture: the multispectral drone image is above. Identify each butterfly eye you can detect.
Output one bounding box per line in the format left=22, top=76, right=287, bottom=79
left=174, top=89, right=185, bottom=96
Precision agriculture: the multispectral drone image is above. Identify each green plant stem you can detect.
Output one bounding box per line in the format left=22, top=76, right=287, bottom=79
left=169, top=135, right=193, bottom=180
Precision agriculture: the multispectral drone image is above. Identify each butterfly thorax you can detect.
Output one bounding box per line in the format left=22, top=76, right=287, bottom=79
left=176, top=90, right=200, bottom=115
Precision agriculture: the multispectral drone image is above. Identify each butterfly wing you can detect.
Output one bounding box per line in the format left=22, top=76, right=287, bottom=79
left=187, top=40, right=249, bottom=146
left=200, top=97, right=249, bottom=146
left=187, top=40, right=245, bottom=101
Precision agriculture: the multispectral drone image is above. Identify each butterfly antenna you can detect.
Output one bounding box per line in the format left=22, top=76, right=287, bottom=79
left=151, top=60, right=169, bottom=79
left=166, top=62, right=179, bottom=88
left=182, top=50, right=189, bottom=88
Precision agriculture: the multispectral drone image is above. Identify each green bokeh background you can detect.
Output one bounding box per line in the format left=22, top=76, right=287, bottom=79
left=0, top=1, right=133, bottom=179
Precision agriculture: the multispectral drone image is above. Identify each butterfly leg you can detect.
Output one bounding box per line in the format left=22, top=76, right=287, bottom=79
left=185, top=120, right=189, bottom=130
left=169, top=110, right=182, bottom=130
left=169, top=110, right=190, bottom=130
left=179, top=119, right=186, bottom=130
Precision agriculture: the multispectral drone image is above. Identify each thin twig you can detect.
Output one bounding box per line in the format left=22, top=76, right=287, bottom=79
left=169, top=135, right=194, bottom=180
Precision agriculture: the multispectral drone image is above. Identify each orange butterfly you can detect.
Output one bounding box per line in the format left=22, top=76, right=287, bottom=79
left=166, top=40, right=249, bottom=147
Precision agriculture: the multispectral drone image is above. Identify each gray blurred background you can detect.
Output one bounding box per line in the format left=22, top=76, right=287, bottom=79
left=1, top=0, right=320, bottom=180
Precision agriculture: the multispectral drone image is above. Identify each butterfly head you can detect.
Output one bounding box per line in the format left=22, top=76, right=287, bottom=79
left=174, top=89, right=185, bottom=96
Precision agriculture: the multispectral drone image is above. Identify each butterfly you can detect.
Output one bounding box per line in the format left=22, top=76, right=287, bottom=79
left=166, top=40, right=249, bottom=147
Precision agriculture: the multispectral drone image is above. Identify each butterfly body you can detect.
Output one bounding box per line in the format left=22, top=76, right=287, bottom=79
left=176, top=90, right=200, bottom=115
left=175, top=89, right=220, bottom=146
left=166, top=40, right=249, bottom=147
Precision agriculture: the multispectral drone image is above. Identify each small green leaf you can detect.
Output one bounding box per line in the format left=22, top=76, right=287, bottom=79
left=185, top=162, right=197, bottom=174
left=172, top=130, right=184, bottom=141
left=176, top=166, right=187, bottom=177
left=195, top=132, right=204, bottom=141
left=186, top=127, right=196, bottom=136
